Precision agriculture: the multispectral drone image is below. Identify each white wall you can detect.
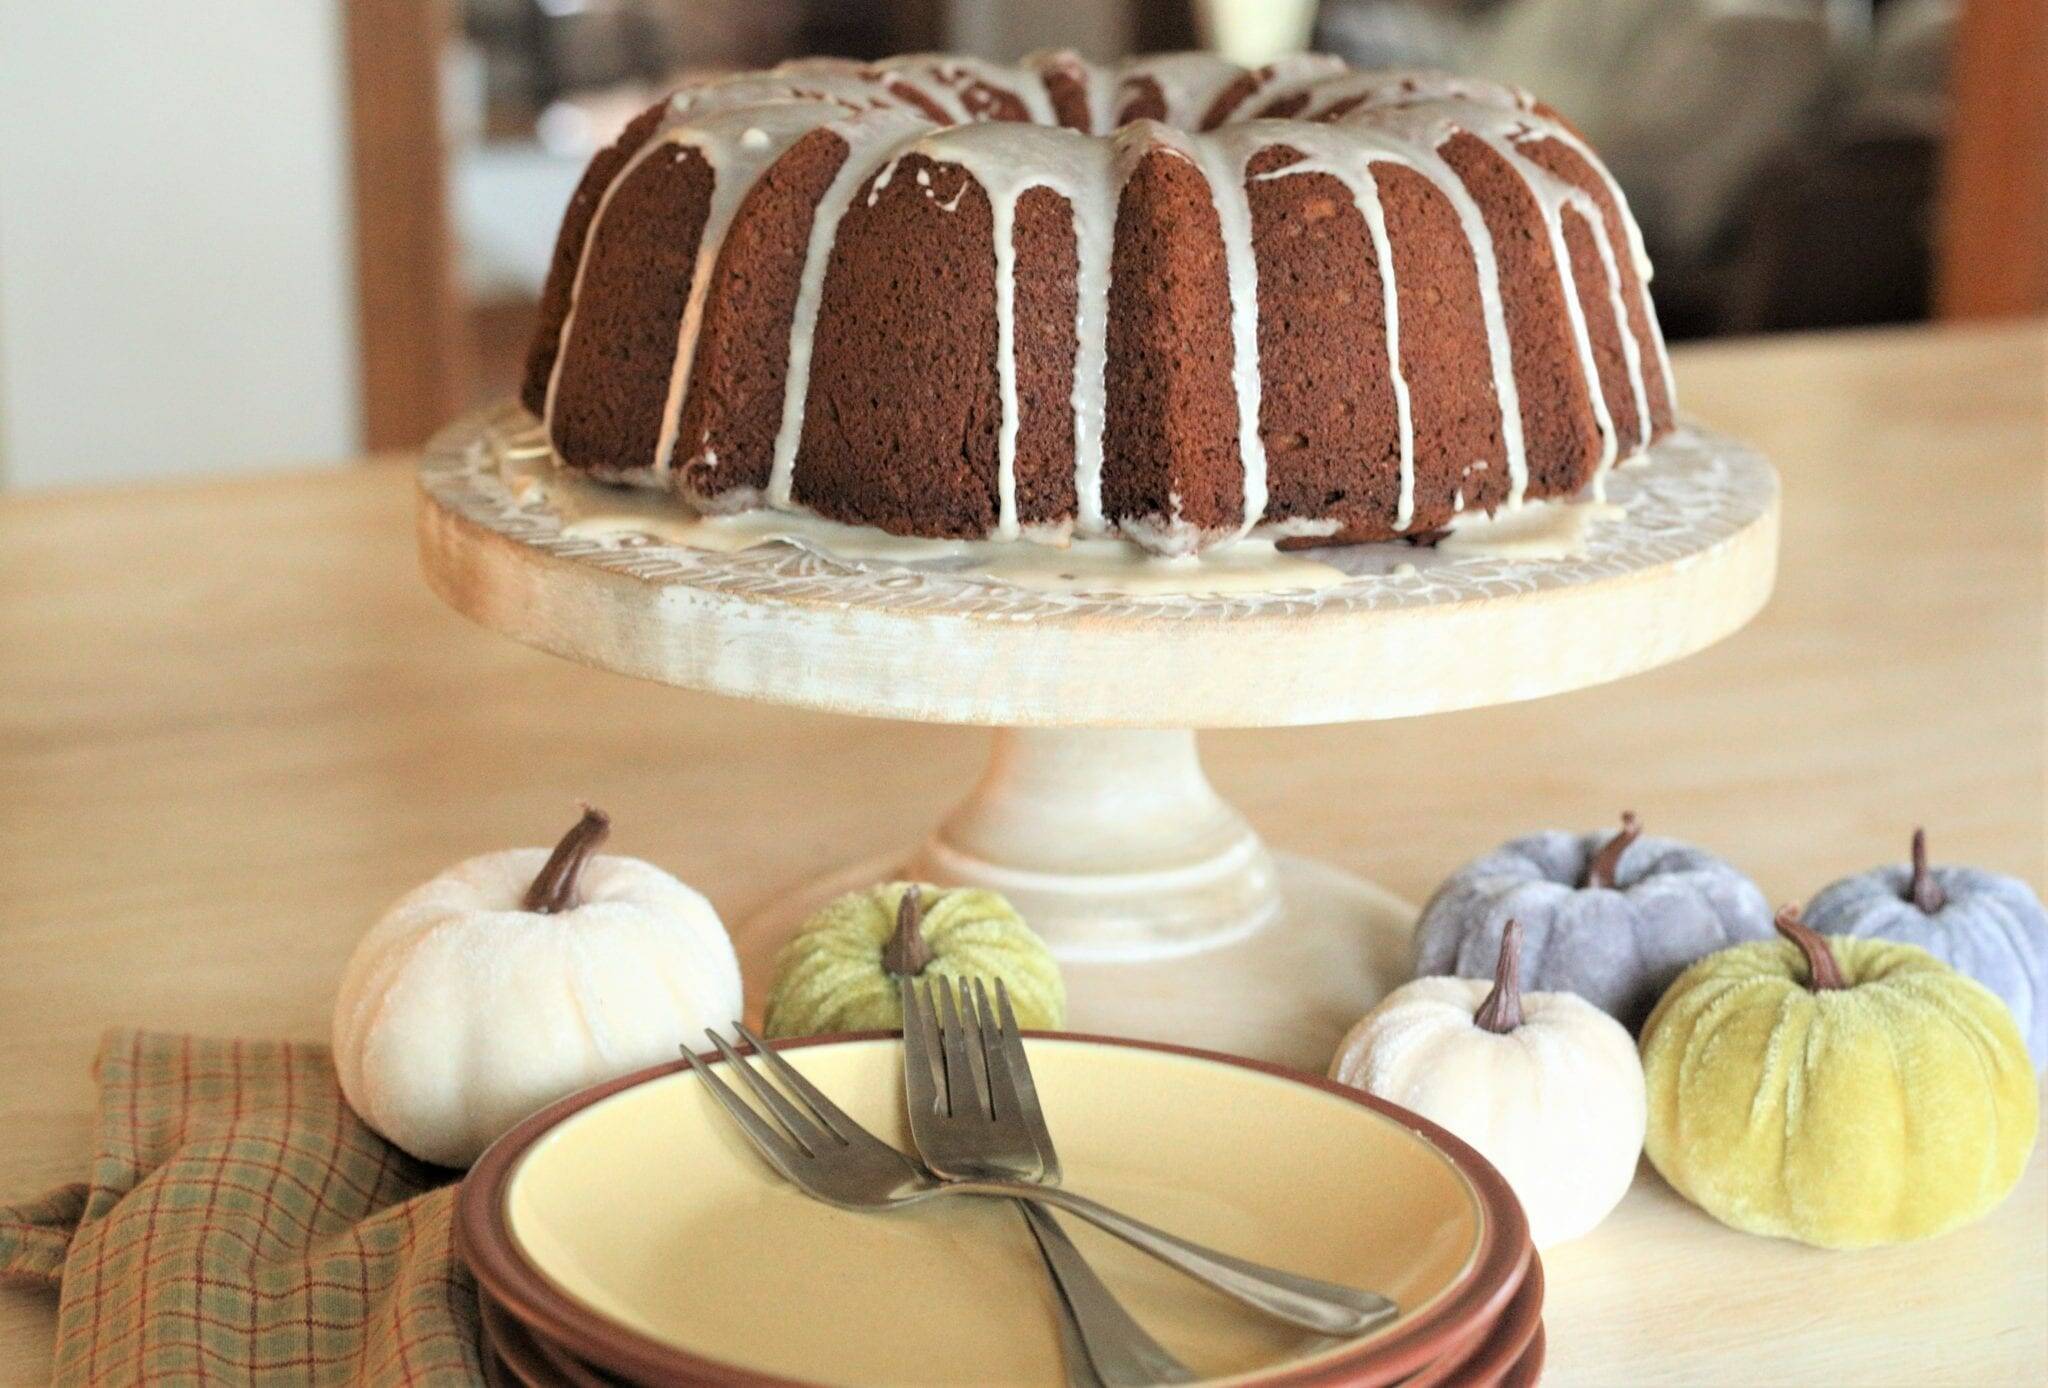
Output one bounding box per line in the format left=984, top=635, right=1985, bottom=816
left=0, top=2, right=361, bottom=489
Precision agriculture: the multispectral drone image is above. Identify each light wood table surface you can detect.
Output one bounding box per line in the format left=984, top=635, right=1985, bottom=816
left=3, top=320, right=2044, bottom=1385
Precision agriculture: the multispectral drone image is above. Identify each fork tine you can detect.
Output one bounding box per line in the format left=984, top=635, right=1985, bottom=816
left=704, top=1028, right=830, bottom=1156
left=728, top=1021, right=859, bottom=1145
left=995, top=978, right=1061, bottom=1181
left=956, top=978, right=998, bottom=1120
left=678, top=1044, right=807, bottom=1180
left=936, top=976, right=991, bottom=1119
left=970, top=978, right=1009, bottom=1122
left=900, top=978, right=946, bottom=1118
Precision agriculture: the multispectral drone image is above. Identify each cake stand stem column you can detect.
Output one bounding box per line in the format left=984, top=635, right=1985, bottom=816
left=906, top=728, right=1281, bottom=962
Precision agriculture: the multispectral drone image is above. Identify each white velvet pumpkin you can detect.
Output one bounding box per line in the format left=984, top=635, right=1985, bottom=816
left=1331, top=921, right=1646, bottom=1249
left=333, top=809, right=741, bottom=1167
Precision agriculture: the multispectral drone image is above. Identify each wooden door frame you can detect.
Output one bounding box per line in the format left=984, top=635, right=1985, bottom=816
left=344, top=0, right=470, bottom=450
left=1936, top=0, right=2047, bottom=319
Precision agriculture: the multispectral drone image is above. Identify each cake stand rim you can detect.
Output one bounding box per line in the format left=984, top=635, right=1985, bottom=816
left=416, top=401, right=1780, bottom=728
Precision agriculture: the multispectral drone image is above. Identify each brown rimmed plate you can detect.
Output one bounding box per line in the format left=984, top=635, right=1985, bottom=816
left=480, top=1287, right=618, bottom=1387
left=1402, top=1249, right=1542, bottom=1388
left=458, top=1032, right=1532, bottom=1387
left=1497, top=1322, right=1544, bottom=1387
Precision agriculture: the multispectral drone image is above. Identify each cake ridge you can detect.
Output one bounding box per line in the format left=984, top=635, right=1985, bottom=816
left=532, top=51, right=1677, bottom=554
left=1317, top=102, right=1529, bottom=505
left=764, top=107, right=934, bottom=510
left=1245, top=142, right=1415, bottom=525
left=1465, top=119, right=1622, bottom=483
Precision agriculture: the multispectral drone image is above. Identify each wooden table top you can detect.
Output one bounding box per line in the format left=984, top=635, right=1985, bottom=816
left=2, top=320, right=2043, bottom=1385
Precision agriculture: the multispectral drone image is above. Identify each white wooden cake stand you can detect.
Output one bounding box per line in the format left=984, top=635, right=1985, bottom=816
left=418, top=403, right=1778, bottom=1068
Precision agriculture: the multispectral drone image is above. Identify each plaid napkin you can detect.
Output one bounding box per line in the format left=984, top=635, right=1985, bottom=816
left=0, top=1030, right=484, bottom=1386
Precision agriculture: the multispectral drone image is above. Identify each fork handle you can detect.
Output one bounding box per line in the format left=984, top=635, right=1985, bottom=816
left=1019, top=1202, right=1197, bottom=1386
left=948, top=1180, right=1398, bottom=1337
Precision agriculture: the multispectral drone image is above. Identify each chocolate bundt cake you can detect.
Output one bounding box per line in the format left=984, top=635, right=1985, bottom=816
left=523, top=52, right=1675, bottom=556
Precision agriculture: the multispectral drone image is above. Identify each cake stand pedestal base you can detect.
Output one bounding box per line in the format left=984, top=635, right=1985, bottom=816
left=737, top=727, right=1416, bottom=1071
left=418, top=405, right=1779, bottom=1074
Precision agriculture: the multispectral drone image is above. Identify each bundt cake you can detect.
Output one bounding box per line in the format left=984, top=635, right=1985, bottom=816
left=522, top=52, right=1675, bottom=557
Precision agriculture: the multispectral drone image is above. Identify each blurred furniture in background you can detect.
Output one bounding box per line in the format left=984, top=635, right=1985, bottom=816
left=0, top=0, right=2037, bottom=487
left=432, top=0, right=2039, bottom=428
left=438, top=0, right=1150, bottom=422
left=1311, top=0, right=2027, bottom=338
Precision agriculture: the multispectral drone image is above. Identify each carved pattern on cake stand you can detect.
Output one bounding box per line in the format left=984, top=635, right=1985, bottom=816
left=418, top=402, right=1779, bottom=1067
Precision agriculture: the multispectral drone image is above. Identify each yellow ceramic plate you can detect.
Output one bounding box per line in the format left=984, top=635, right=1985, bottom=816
left=459, top=1033, right=1527, bottom=1387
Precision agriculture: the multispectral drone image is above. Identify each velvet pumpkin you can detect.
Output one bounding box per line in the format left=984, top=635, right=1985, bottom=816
left=1641, top=907, right=2038, bottom=1248
left=1413, top=812, right=1775, bottom=1031
left=1332, top=920, right=1645, bottom=1250
left=333, top=808, right=743, bottom=1167
left=763, top=882, right=1064, bottom=1039
left=1804, top=828, right=2047, bottom=1068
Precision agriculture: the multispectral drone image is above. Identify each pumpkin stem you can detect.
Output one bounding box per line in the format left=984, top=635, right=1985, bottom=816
left=1582, top=812, right=1641, bottom=889
left=880, top=886, right=934, bottom=978
left=1775, top=906, right=1847, bottom=992
left=1907, top=827, right=1948, bottom=914
left=522, top=805, right=611, bottom=913
left=1473, top=920, right=1526, bottom=1034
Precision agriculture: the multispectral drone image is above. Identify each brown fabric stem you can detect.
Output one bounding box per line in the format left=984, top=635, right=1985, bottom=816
left=1907, top=827, right=1948, bottom=913
left=881, top=887, right=934, bottom=977
left=1776, top=906, right=1847, bottom=992
left=1473, top=920, right=1525, bottom=1033
left=1582, top=811, right=1641, bottom=889
left=521, top=806, right=611, bottom=913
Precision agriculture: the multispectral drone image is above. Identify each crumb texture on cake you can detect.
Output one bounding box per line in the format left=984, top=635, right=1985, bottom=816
left=523, top=52, right=1677, bottom=555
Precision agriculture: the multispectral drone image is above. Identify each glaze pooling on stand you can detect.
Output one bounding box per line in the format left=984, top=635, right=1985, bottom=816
left=503, top=440, right=1638, bottom=598
left=531, top=51, right=1674, bottom=555
left=451, top=402, right=1772, bottom=636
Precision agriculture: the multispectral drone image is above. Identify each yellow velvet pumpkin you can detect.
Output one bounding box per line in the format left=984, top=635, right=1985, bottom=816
left=1641, top=907, right=2038, bottom=1248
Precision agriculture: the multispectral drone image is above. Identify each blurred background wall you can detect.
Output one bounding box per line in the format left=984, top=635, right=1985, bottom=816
left=0, top=1, right=360, bottom=488
left=0, top=0, right=2038, bottom=490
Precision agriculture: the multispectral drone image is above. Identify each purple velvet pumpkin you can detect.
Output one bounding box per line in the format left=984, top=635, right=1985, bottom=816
left=1413, top=813, right=1775, bottom=1031
left=1805, top=829, right=2047, bottom=1069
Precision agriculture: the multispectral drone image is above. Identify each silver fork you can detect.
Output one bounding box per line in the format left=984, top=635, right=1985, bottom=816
left=683, top=1029, right=1104, bottom=1386
left=680, top=1024, right=1395, bottom=1337
left=906, top=979, right=1395, bottom=1337
left=902, top=978, right=1196, bottom=1386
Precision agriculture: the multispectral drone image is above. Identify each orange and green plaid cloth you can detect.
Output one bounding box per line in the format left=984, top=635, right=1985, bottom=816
left=0, top=1030, right=484, bottom=1386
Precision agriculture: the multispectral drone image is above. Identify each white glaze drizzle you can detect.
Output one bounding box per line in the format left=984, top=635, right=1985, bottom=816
left=546, top=55, right=1671, bottom=551
left=1217, top=53, right=1349, bottom=121
left=1468, top=121, right=1618, bottom=480
left=1538, top=119, right=1679, bottom=420
left=990, top=181, right=1022, bottom=537
left=1111, top=52, right=1253, bottom=127
left=1312, top=69, right=1675, bottom=431
left=1325, top=99, right=1531, bottom=505
left=886, top=123, right=1120, bottom=538
left=1248, top=135, right=1415, bottom=528
left=543, top=69, right=886, bottom=480
left=540, top=107, right=668, bottom=476
left=1359, top=165, right=1417, bottom=527
left=650, top=102, right=861, bottom=480
left=765, top=107, right=932, bottom=509
left=1582, top=207, right=1653, bottom=453
left=1171, top=124, right=1269, bottom=543
left=879, top=54, right=1059, bottom=126
left=1083, top=57, right=1120, bottom=134
left=1017, top=50, right=1118, bottom=135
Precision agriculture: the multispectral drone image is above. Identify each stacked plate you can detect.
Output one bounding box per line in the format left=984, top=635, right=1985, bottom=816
left=458, top=1034, right=1543, bottom=1386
